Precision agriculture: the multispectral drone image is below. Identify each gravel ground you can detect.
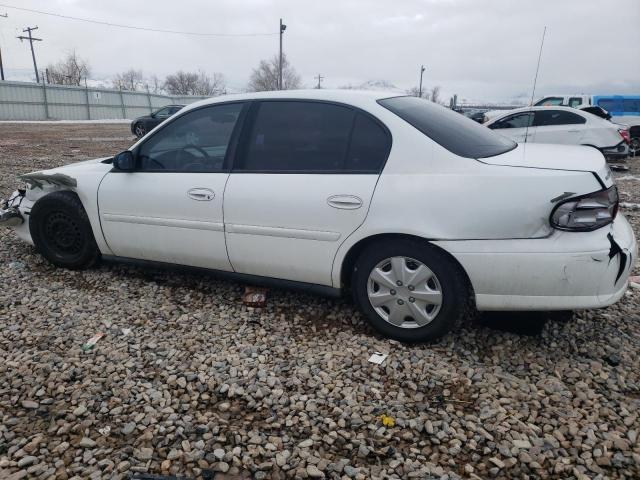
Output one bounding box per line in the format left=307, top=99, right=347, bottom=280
left=0, top=123, right=639, bottom=480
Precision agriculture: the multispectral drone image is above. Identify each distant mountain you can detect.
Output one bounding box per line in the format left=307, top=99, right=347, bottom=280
left=340, top=79, right=405, bottom=93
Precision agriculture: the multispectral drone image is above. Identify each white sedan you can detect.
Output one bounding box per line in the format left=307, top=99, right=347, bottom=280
left=485, top=106, right=630, bottom=160
left=1, top=91, right=637, bottom=342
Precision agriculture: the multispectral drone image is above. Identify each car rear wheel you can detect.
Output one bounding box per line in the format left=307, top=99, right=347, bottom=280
left=352, top=239, right=469, bottom=342
left=29, top=191, right=100, bottom=269
left=134, top=122, right=146, bottom=138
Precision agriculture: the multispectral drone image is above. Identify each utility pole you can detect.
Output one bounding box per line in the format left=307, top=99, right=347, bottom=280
left=315, top=74, right=323, bottom=89
left=279, top=18, right=286, bottom=90
left=17, top=26, right=42, bottom=83
left=0, top=13, right=7, bottom=81
left=418, top=65, right=426, bottom=98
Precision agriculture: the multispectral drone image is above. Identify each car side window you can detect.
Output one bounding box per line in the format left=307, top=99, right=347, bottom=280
left=533, top=110, right=586, bottom=127
left=137, top=103, right=244, bottom=172
left=168, top=106, right=181, bottom=115
left=568, top=97, right=583, bottom=108
left=490, top=113, right=533, bottom=129
left=239, top=101, right=355, bottom=172
left=534, top=97, right=564, bottom=106
left=154, top=107, right=171, bottom=117
left=345, top=113, right=391, bottom=172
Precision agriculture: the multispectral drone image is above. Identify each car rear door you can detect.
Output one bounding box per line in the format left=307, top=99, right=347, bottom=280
left=530, top=110, right=586, bottom=144
left=98, top=102, right=246, bottom=270
left=223, top=100, right=391, bottom=286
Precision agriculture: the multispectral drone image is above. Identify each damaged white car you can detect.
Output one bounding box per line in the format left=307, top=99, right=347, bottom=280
left=1, top=91, right=637, bottom=342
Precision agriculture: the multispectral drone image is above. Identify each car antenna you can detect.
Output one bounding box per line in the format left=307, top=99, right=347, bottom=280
left=525, top=26, right=547, bottom=144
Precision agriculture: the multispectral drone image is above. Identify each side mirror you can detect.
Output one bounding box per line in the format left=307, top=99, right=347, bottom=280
left=113, top=151, right=135, bottom=171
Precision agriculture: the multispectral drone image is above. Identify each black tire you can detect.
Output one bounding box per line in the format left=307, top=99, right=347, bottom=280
left=351, top=239, right=470, bottom=343
left=134, top=122, right=146, bottom=138
left=29, top=191, right=100, bottom=269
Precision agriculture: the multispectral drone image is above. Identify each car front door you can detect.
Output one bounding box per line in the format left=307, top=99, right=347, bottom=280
left=98, top=102, right=246, bottom=269
left=530, top=110, right=586, bottom=144
left=223, top=100, right=391, bottom=286
left=487, top=112, right=534, bottom=143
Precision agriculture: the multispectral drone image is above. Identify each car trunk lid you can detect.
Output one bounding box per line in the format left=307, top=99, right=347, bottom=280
left=480, top=143, right=613, bottom=187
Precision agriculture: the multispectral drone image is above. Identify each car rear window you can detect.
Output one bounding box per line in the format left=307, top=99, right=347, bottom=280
left=378, top=96, right=516, bottom=158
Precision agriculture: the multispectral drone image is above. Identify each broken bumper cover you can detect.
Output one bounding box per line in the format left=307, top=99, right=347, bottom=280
left=434, top=214, right=637, bottom=311
left=0, top=192, right=25, bottom=227
left=601, top=141, right=629, bottom=159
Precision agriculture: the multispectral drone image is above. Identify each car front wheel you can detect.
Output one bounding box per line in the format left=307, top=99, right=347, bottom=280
left=29, top=191, right=100, bottom=269
left=134, top=122, right=146, bottom=138
left=352, top=239, right=470, bottom=342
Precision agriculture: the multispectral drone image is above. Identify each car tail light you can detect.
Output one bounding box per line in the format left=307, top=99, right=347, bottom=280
left=619, top=128, right=630, bottom=144
left=550, top=186, right=618, bottom=231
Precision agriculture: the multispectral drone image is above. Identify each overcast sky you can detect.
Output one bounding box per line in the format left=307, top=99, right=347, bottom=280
left=0, top=0, right=638, bottom=102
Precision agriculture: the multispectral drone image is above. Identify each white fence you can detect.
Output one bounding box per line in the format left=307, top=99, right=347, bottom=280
left=0, top=80, right=209, bottom=121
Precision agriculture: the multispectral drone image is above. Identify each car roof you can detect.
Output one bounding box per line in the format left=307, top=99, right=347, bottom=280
left=180, top=89, right=405, bottom=113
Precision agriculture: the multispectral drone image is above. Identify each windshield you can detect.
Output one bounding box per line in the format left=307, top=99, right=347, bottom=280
left=378, top=96, right=516, bottom=159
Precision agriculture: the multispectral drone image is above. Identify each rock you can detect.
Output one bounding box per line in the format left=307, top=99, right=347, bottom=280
left=176, top=377, right=187, bottom=388
left=307, top=464, right=324, bottom=478
left=21, top=400, right=39, bottom=409
left=604, top=353, right=621, bottom=366
left=17, top=456, right=37, bottom=468
left=213, top=462, right=230, bottom=473
left=489, top=457, right=505, bottom=469
left=134, top=447, right=153, bottom=461
left=78, top=437, right=96, bottom=448
left=167, top=449, right=181, bottom=460
left=56, top=442, right=70, bottom=454
left=73, top=405, right=87, bottom=416
left=298, top=439, right=313, bottom=448
left=5, top=470, right=28, bottom=480
left=218, top=402, right=231, bottom=412
left=213, top=448, right=225, bottom=460
left=121, top=422, right=136, bottom=435
left=513, top=439, right=532, bottom=449
left=343, top=465, right=359, bottom=478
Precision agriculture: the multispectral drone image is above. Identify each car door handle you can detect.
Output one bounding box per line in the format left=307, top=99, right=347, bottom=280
left=567, top=130, right=580, bottom=133
left=327, top=195, right=363, bottom=210
left=187, top=188, right=215, bottom=201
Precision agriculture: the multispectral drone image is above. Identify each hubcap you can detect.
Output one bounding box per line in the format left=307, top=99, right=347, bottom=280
left=135, top=124, right=145, bottom=137
left=44, top=211, right=83, bottom=255
left=367, top=256, right=443, bottom=328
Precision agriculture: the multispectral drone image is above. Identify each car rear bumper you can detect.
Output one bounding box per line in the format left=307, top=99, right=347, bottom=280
left=601, top=141, right=629, bottom=159
left=434, top=215, right=637, bottom=311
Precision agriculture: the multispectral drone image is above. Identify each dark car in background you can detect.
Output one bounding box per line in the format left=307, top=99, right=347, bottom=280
left=131, top=105, right=184, bottom=138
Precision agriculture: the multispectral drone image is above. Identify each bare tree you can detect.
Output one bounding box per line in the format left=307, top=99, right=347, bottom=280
left=406, top=87, right=430, bottom=100
left=144, top=75, right=164, bottom=94
left=430, top=86, right=442, bottom=104
left=163, top=70, right=225, bottom=96
left=46, top=51, right=90, bottom=86
left=112, top=69, right=145, bottom=91
left=247, top=54, right=301, bottom=91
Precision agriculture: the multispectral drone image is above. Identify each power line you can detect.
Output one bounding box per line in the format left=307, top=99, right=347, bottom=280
left=0, top=3, right=279, bottom=37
